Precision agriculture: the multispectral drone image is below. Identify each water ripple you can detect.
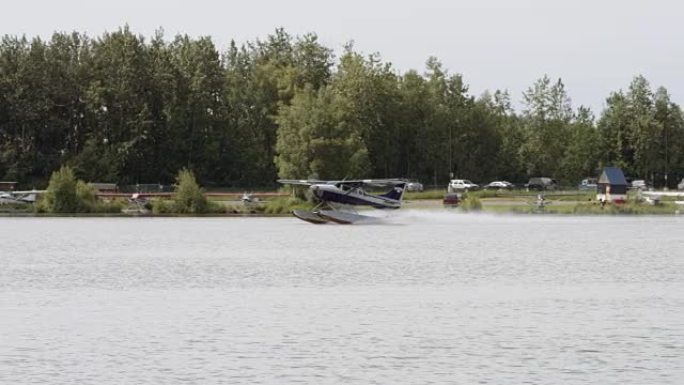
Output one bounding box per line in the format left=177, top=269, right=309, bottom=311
left=0, top=215, right=683, bottom=384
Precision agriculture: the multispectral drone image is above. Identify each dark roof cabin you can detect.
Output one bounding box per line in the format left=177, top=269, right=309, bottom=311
left=598, top=167, right=628, bottom=195
left=0, top=181, right=18, bottom=191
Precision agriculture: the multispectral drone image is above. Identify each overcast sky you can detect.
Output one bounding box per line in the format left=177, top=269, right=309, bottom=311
left=3, top=0, right=683, bottom=113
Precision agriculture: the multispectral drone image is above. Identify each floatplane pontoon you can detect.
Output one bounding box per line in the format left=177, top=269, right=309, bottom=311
left=277, top=179, right=407, bottom=224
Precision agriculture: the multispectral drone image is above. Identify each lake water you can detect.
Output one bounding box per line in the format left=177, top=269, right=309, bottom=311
left=1, top=212, right=683, bottom=384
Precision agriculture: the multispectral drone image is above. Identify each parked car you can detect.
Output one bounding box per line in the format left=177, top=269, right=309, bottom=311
left=406, top=181, right=424, bottom=192
left=678, top=178, right=684, bottom=191
left=631, top=179, right=648, bottom=189
left=578, top=178, right=598, bottom=190
left=448, top=179, right=479, bottom=192
left=443, top=193, right=461, bottom=207
left=484, top=181, right=514, bottom=190
left=526, top=177, right=558, bottom=191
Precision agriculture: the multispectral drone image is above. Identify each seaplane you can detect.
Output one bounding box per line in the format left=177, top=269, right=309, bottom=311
left=277, top=179, right=407, bottom=224
left=0, top=190, right=40, bottom=205
left=527, top=193, right=552, bottom=210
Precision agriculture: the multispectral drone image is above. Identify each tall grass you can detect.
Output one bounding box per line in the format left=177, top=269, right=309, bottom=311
left=571, top=202, right=679, bottom=215
left=460, top=195, right=483, bottom=211
left=36, top=166, right=123, bottom=214
left=152, top=169, right=226, bottom=214
left=264, top=197, right=315, bottom=214
left=404, top=187, right=599, bottom=203
left=403, top=189, right=446, bottom=200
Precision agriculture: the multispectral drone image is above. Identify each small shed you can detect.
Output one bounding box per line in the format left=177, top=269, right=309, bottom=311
left=597, top=167, right=628, bottom=203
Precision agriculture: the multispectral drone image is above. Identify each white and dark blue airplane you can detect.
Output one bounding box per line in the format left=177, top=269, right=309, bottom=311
left=277, top=179, right=407, bottom=224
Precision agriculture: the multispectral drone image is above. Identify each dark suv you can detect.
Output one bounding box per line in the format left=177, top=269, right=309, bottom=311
left=526, top=177, right=558, bottom=191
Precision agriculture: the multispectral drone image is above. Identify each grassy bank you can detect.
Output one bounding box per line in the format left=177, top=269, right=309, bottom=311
left=405, top=188, right=596, bottom=201
left=404, top=189, right=446, bottom=200
left=482, top=201, right=681, bottom=215
left=5, top=182, right=680, bottom=216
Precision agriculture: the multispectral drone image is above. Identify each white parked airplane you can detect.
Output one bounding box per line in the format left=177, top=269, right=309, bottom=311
left=0, top=190, right=40, bottom=204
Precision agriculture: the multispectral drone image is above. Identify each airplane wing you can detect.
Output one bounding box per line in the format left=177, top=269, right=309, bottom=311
left=345, top=179, right=406, bottom=187
left=11, top=190, right=46, bottom=195
left=277, top=179, right=329, bottom=186
left=278, top=179, right=405, bottom=187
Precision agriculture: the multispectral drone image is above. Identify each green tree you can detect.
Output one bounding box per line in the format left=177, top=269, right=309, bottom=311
left=489, top=90, right=525, bottom=182
left=562, top=106, right=600, bottom=183
left=222, top=30, right=332, bottom=186
left=0, top=36, right=50, bottom=181
left=331, top=48, right=403, bottom=178
left=275, top=86, right=369, bottom=179
left=75, top=26, right=151, bottom=183
left=166, top=35, right=225, bottom=181
left=597, top=91, right=632, bottom=171
left=6, top=26, right=684, bottom=192
left=520, top=75, right=573, bottom=177
left=40, top=166, right=82, bottom=213
left=653, top=86, right=684, bottom=187
left=173, top=168, right=209, bottom=213
left=396, top=70, right=432, bottom=180
left=597, top=75, right=684, bottom=186
left=627, top=76, right=661, bottom=181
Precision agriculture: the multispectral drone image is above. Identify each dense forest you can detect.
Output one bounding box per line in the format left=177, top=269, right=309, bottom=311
left=1, top=26, right=683, bottom=188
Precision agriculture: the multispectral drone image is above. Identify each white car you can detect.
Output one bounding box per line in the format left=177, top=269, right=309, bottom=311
left=631, top=179, right=648, bottom=189
left=485, top=181, right=514, bottom=190
left=406, top=181, right=424, bottom=192
left=448, top=179, right=479, bottom=192
left=678, top=178, right=684, bottom=191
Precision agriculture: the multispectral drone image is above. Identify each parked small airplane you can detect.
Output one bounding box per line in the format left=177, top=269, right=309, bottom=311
left=527, top=193, right=552, bottom=210
left=0, top=192, right=18, bottom=204
left=121, top=193, right=151, bottom=214
left=240, top=192, right=267, bottom=210
left=0, top=190, right=41, bottom=204
left=277, top=179, right=406, bottom=224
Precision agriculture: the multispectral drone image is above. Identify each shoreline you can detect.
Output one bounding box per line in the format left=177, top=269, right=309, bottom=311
left=2, top=198, right=681, bottom=218
left=0, top=212, right=291, bottom=218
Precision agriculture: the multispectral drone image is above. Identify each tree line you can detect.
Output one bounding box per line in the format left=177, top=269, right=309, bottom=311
left=1, top=26, right=683, bottom=188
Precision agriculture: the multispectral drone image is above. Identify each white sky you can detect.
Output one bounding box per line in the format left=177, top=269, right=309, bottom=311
left=4, top=0, right=683, bottom=114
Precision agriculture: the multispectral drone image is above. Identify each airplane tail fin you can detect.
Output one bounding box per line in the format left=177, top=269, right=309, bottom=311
left=380, top=183, right=406, bottom=201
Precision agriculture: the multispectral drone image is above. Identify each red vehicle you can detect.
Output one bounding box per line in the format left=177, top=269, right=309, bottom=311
left=443, top=193, right=461, bottom=207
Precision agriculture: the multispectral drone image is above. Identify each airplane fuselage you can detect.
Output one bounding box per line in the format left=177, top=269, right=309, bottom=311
left=310, top=183, right=402, bottom=209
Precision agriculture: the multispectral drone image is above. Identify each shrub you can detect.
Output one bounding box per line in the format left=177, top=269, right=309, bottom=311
left=152, top=200, right=174, bottom=214
left=76, top=180, right=97, bottom=203
left=37, top=166, right=123, bottom=214
left=39, top=166, right=82, bottom=213
left=173, top=168, right=210, bottom=214
left=75, top=180, right=98, bottom=211
left=460, top=195, right=483, bottom=212
left=149, top=169, right=226, bottom=215
left=204, top=201, right=227, bottom=214
left=91, top=200, right=125, bottom=213
left=571, top=201, right=677, bottom=215
left=264, top=197, right=315, bottom=214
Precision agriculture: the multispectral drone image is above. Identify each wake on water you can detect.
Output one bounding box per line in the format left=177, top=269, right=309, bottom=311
left=360, top=208, right=610, bottom=226
left=356, top=208, right=504, bottom=226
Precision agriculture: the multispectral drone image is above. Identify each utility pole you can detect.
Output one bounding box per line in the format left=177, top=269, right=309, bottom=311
left=665, top=120, right=669, bottom=190
left=449, top=124, right=453, bottom=180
